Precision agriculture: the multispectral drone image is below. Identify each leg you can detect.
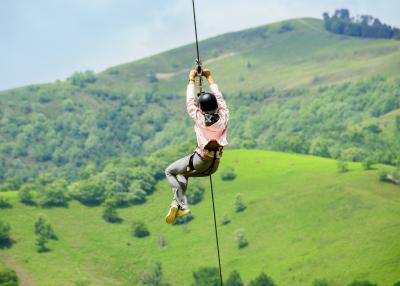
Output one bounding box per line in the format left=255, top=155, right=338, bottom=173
left=165, top=154, right=191, bottom=209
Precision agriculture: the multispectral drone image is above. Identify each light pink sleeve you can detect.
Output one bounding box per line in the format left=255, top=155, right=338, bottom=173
left=186, top=83, right=204, bottom=124
left=210, top=83, right=229, bottom=129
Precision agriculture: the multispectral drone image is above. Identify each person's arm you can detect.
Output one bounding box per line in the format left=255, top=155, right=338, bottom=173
left=203, top=69, right=229, bottom=128
left=186, top=69, right=202, bottom=121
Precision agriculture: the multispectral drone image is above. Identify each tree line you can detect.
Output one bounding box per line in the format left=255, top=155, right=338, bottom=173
left=323, top=9, right=400, bottom=39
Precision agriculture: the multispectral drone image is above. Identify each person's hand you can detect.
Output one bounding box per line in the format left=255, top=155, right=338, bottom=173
left=202, top=68, right=211, bottom=79
left=189, top=69, right=197, bottom=81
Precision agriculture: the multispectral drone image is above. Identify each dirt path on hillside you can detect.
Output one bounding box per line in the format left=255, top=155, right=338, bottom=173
left=156, top=52, right=237, bottom=80
left=4, top=256, right=35, bottom=286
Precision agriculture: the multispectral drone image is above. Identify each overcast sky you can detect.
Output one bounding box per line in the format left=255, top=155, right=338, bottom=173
left=1, top=0, right=399, bottom=90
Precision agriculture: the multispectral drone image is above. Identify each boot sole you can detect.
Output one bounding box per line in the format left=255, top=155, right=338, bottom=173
left=165, top=206, right=178, bottom=224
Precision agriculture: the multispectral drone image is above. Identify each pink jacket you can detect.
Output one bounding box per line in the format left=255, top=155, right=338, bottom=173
left=186, top=83, right=229, bottom=155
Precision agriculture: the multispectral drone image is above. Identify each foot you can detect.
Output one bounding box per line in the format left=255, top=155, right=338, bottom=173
left=177, top=208, right=191, bottom=218
left=165, top=205, right=179, bottom=224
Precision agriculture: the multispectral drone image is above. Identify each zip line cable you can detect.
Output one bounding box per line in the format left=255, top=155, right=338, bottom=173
left=191, top=0, right=223, bottom=285
left=209, top=175, right=223, bottom=286
left=191, top=0, right=203, bottom=93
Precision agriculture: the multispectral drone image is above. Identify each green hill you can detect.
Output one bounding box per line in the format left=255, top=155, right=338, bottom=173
left=0, top=18, right=399, bottom=184
left=1, top=150, right=399, bottom=285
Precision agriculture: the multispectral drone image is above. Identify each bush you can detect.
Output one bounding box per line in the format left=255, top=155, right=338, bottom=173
left=34, top=215, right=57, bottom=240
left=187, top=179, right=205, bottom=205
left=225, top=270, right=243, bottom=286
left=19, top=185, right=35, bottom=205
left=173, top=214, right=194, bottom=225
left=313, top=279, right=330, bottom=286
left=0, top=197, right=12, bottom=208
left=362, top=157, right=374, bottom=170
left=347, top=280, right=377, bottom=286
left=192, top=267, right=221, bottom=286
left=393, top=281, right=400, bottom=286
left=337, top=158, right=349, bottom=173
left=221, top=214, right=231, bottom=225
left=132, top=221, right=150, bottom=238
left=0, top=269, right=19, bottom=286
left=68, top=70, right=97, bottom=87
left=234, top=229, right=248, bottom=249
left=234, top=194, right=246, bottom=213
left=248, top=272, right=275, bottom=286
left=102, top=198, right=121, bottom=223
left=220, top=167, right=236, bottom=181
left=138, top=262, right=170, bottom=286
left=38, top=180, right=69, bottom=207
left=0, top=220, right=12, bottom=248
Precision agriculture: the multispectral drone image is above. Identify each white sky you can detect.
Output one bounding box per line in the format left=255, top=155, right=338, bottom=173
left=1, top=0, right=399, bottom=90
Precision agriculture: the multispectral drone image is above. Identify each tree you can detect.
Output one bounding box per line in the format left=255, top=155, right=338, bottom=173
left=337, top=158, right=349, bottom=173
left=19, top=185, right=35, bottom=205
left=138, top=262, right=170, bottom=286
left=362, top=157, right=374, bottom=170
left=225, top=270, right=243, bottom=286
left=0, top=197, right=12, bottom=208
left=0, top=269, right=19, bottom=286
left=221, top=214, right=231, bottom=225
left=132, top=221, right=150, bottom=238
left=248, top=272, right=275, bottom=286
left=235, top=229, right=248, bottom=249
left=234, top=194, right=246, bottom=213
left=102, top=198, right=121, bottom=223
left=36, top=232, right=49, bottom=253
left=34, top=215, right=57, bottom=240
left=220, top=167, right=236, bottom=181
left=192, top=267, right=221, bottom=286
left=0, top=220, right=12, bottom=248
left=38, top=179, right=68, bottom=207
left=68, top=70, right=97, bottom=87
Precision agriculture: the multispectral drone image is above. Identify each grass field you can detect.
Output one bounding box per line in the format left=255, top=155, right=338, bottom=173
left=1, top=150, right=399, bottom=286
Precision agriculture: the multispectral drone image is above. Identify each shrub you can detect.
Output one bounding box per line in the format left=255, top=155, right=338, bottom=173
left=234, top=194, right=246, bottom=213
left=0, top=197, right=12, bottom=208
left=313, top=279, right=330, bottom=286
left=187, top=179, right=205, bottom=205
left=38, top=180, right=69, bottom=207
left=68, top=70, right=97, bottom=87
left=34, top=215, right=57, bottom=240
left=220, top=167, right=236, bottom=181
left=225, top=270, right=243, bottom=286
left=347, top=280, right=377, bottom=286
left=173, top=214, right=194, bottom=225
left=102, top=198, right=121, bottom=223
left=234, top=229, right=248, bottom=249
left=337, top=158, right=349, bottom=173
left=248, top=272, right=275, bottom=286
left=192, top=267, right=221, bottom=286
left=19, top=185, right=35, bottom=205
left=0, top=220, right=12, bottom=248
left=0, top=269, right=19, bottom=286
left=393, top=281, right=400, bottom=286
left=221, top=214, right=231, bottom=225
left=132, top=221, right=150, bottom=238
left=362, top=157, right=374, bottom=170
left=138, top=262, right=170, bottom=286
left=128, top=189, right=147, bottom=205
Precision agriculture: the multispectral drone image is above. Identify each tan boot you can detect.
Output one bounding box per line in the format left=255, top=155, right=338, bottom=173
left=177, top=208, right=191, bottom=218
left=165, top=205, right=179, bottom=224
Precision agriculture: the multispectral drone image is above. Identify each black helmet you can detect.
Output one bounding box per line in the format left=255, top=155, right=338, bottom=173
left=198, top=92, right=218, bottom=113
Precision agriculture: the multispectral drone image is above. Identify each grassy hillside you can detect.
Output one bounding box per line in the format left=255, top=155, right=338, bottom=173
left=1, top=18, right=399, bottom=184
left=1, top=150, right=399, bottom=286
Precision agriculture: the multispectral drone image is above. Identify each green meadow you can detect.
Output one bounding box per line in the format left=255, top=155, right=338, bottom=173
left=1, top=150, right=399, bottom=285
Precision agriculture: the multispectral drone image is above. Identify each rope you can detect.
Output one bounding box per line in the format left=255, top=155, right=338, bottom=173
left=191, top=1, right=222, bottom=283
left=191, top=0, right=203, bottom=93
left=209, top=175, right=223, bottom=286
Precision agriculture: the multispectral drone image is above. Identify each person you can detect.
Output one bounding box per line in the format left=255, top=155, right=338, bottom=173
left=164, top=68, right=229, bottom=224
